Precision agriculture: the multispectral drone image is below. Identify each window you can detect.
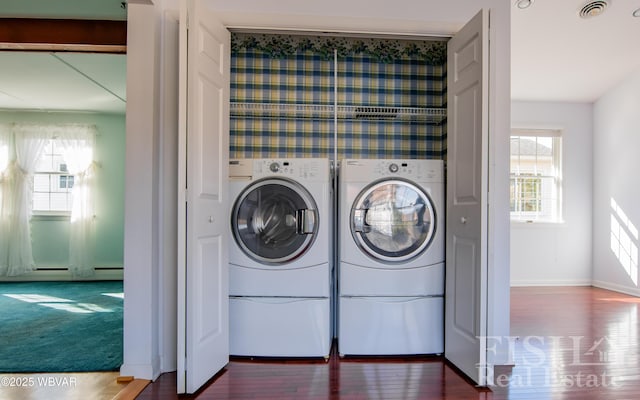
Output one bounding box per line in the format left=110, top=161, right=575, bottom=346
left=33, top=140, right=74, bottom=214
left=510, top=129, right=562, bottom=223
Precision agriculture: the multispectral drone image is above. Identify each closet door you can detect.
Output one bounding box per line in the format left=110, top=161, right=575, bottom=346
left=445, top=9, right=490, bottom=386
left=177, top=0, right=230, bottom=394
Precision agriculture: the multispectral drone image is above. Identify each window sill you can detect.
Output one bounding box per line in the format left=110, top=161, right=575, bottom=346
left=510, top=220, right=566, bottom=228
left=32, top=213, right=71, bottom=221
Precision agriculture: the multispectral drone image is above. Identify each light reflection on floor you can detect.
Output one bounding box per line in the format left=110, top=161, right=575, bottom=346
left=2, top=292, right=124, bottom=313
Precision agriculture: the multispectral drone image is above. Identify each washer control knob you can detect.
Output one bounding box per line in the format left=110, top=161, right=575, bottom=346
left=389, top=163, right=399, bottom=173
left=269, top=162, right=280, bottom=173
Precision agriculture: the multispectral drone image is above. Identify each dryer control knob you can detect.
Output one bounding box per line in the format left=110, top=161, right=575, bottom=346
left=269, top=162, right=280, bottom=173
left=389, top=163, right=399, bottom=173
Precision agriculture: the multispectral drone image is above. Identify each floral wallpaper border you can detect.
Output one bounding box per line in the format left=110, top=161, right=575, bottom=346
left=231, top=32, right=447, bottom=64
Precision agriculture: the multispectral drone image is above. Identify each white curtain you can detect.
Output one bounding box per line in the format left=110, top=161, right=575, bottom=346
left=58, top=126, right=98, bottom=277
left=0, top=124, right=13, bottom=276
left=1, top=124, right=50, bottom=276
left=0, top=123, right=97, bottom=277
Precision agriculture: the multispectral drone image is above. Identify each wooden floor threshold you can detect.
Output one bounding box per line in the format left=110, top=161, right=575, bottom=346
left=112, top=378, right=150, bottom=400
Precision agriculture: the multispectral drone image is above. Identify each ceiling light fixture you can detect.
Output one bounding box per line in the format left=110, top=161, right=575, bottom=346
left=633, top=7, right=640, bottom=17
left=579, top=0, right=609, bottom=18
left=514, top=0, right=535, bottom=9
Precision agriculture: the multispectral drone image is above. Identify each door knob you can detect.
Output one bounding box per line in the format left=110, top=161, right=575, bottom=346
left=460, top=217, right=467, bottom=224
left=208, top=216, right=214, bottom=223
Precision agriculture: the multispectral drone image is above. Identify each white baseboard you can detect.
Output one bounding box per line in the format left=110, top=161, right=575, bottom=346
left=159, top=354, right=178, bottom=374
left=0, top=267, right=124, bottom=282
left=120, top=357, right=162, bottom=381
left=591, top=280, right=640, bottom=297
left=510, top=279, right=640, bottom=298
left=510, top=279, right=592, bottom=287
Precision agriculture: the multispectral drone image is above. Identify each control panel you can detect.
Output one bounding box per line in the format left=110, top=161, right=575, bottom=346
left=252, top=159, right=326, bottom=181
left=343, top=159, right=443, bottom=182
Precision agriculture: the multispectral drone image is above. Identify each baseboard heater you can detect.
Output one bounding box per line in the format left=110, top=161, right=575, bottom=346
left=0, top=267, right=124, bottom=282
left=35, top=267, right=124, bottom=271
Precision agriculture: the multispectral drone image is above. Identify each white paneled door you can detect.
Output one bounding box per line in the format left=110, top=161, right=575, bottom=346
left=177, top=0, right=230, bottom=394
left=445, top=9, right=491, bottom=386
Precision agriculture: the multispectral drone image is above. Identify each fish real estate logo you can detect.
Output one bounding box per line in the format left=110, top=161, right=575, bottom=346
left=478, top=335, right=629, bottom=388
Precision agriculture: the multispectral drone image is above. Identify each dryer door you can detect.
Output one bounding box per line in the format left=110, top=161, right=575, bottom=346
left=232, top=178, right=318, bottom=265
left=351, top=179, right=436, bottom=263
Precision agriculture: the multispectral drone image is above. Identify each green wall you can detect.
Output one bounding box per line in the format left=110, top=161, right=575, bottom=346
left=0, top=111, right=125, bottom=268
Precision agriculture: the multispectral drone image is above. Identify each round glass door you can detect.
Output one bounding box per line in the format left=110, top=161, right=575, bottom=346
left=350, top=179, right=436, bottom=263
left=232, top=178, right=318, bottom=265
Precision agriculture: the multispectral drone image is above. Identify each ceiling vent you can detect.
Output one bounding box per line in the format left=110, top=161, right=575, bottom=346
left=514, top=0, right=534, bottom=9
left=579, top=0, right=609, bottom=18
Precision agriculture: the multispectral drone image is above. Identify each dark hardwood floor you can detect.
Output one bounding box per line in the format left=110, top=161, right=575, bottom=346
left=137, top=286, right=640, bottom=399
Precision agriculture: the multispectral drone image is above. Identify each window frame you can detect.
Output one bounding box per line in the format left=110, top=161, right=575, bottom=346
left=32, top=139, right=75, bottom=217
left=510, top=128, right=563, bottom=224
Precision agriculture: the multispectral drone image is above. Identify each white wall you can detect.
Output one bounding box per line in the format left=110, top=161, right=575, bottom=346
left=121, top=1, right=163, bottom=380
left=207, top=0, right=479, bottom=34
left=123, top=0, right=512, bottom=380
left=510, top=102, right=593, bottom=286
left=592, top=68, right=640, bottom=296
left=0, top=111, right=126, bottom=280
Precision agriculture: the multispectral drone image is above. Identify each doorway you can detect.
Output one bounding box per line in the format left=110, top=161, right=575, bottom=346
left=0, top=50, right=126, bottom=372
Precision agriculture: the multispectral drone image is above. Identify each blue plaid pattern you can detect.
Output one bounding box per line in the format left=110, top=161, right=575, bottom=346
left=230, top=34, right=446, bottom=160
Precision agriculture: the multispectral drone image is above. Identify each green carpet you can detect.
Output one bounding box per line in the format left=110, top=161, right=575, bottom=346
left=0, top=281, right=123, bottom=372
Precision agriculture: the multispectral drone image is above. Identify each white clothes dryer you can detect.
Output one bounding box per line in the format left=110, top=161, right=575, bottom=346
left=338, top=159, right=444, bottom=356
left=228, top=158, right=332, bottom=358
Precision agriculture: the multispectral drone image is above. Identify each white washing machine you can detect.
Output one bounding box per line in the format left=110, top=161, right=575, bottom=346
left=228, top=158, right=332, bottom=358
left=338, top=159, right=444, bottom=356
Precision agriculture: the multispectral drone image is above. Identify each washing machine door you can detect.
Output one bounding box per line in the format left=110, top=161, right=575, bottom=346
left=232, top=178, right=319, bottom=265
left=351, top=178, right=436, bottom=263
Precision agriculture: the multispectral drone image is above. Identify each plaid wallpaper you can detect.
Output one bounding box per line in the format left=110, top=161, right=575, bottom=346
left=230, top=33, right=446, bottom=160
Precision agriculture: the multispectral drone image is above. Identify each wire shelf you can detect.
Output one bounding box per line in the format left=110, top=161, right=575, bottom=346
left=230, top=103, right=446, bottom=124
